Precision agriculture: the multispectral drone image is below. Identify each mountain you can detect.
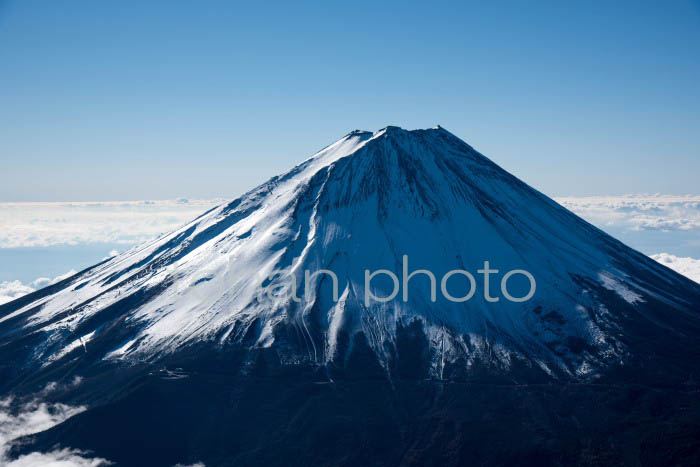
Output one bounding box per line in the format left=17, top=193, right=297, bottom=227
left=2, top=126, right=700, bottom=466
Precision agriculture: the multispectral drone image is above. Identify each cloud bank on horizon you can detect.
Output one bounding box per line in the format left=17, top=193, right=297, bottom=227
left=0, top=270, right=77, bottom=305
left=1, top=196, right=698, bottom=249
left=556, top=195, right=700, bottom=233
left=0, top=199, right=223, bottom=249
left=0, top=196, right=698, bottom=307
left=650, top=253, right=700, bottom=284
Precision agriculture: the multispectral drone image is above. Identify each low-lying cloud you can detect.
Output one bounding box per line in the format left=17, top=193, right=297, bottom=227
left=650, top=253, right=700, bottom=283
left=0, top=380, right=112, bottom=466
left=0, top=281, right=34, bottom=306
left=0, top=196, right=698, bottom=305
left=0, top=199, right=223, bottom=249
left=555, top=195, right=700, bottom=232
left=3, top=196, right=696, bottom=250
left=0, top=270, right=77, bottom=305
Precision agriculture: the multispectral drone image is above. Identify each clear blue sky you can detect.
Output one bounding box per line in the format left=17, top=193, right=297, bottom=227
left=1, top=0, right=698, bottom=201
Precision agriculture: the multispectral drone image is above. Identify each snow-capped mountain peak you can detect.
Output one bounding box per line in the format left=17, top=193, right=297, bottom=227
left=1, top=126, right=699, bottom=384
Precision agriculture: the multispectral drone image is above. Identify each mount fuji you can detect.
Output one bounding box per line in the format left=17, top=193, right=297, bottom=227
left=2, top=126, right=700, bottom=466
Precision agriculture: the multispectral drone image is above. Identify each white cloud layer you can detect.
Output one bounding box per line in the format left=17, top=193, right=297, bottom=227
left=4, top=196, right=696, bottom=249
left=2, top=447, right=111, bottom=467
left=0, top=281, right=34, bottom=306
left=555, top=194, right=700, bottom=232
left=650, top=253, right=700, bottom=283
left=0, top=199, right=223, bottom=248
left=0, top=270, right=77, bottom=305
left=0, top=381, right=112, bottom=466
left=1, top=196, right=698, bottom=302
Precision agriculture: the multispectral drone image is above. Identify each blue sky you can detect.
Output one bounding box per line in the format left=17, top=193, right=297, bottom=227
left=1, top=0, right=699, bottom=201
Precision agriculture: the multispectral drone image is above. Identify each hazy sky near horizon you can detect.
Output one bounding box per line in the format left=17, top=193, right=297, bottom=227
left=1, top=0, right=699, bottom=201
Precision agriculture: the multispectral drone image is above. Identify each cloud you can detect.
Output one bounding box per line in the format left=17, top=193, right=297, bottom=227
left=0, top=199, right=223, bottom=248
left=0, top=378, right=203, bottom=466
left=2, top=196, right=696, bottom=251
left=558, top=196, right=700, bottom=283
left=0, top=281, right=35, bottom=305
left=3, top=447, right=111, bottom=467
left=41, top=376, right=84, bottom=397
left=650, top=253, right=700, bottom=283
left=0, top=384, right=112, bottom=466
left=631, top=217, right=698, bottom=231
left=0, top=270, right=77, bottom=305
left=555, top=195, right=700, bottom=232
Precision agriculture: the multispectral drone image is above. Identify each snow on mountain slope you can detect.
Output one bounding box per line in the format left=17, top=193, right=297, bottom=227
left=1, top=126, right=699, bottom=383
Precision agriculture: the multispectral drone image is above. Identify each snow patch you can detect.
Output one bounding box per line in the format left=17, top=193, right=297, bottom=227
left=598, top=272, right=644, bottom=304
